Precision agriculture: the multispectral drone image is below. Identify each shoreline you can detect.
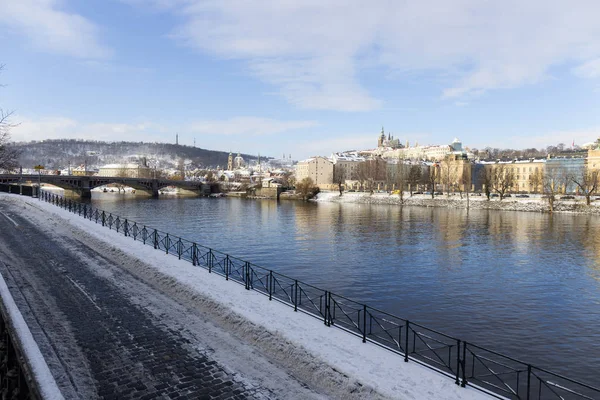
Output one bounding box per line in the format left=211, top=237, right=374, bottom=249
left=313, top=191, right=600, bottom=215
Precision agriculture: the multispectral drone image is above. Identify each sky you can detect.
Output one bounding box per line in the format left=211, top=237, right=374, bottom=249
left=1, top=0, right=600, bottom=160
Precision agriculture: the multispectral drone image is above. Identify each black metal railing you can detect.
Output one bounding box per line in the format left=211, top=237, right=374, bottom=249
left=37, top=191, right=600, bottom=400
left=0, top=291, right=41, bottom=400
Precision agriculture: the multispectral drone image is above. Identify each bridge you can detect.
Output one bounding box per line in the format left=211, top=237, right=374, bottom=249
left=0, top=174, right=211, bottom=198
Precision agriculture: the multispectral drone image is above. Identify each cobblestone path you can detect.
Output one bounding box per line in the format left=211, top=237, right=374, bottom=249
left=0, top=201, right=322, bottom=400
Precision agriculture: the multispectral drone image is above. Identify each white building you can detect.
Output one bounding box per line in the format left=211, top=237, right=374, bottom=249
left=98, top=163, right=151, bottom=178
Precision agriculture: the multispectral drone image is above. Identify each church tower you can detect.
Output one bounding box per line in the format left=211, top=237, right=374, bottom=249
left=227, top=152, right=233, bottom=171
left=378, top=126, right=386, bottom=147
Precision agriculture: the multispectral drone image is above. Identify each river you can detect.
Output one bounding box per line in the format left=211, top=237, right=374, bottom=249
left=87, top=193, right=600, bottom=386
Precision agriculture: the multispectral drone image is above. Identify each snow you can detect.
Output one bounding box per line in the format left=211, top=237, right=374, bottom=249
left=0, top=264, right=65, bottom=400
left=3, top=193, right=493, bottom=400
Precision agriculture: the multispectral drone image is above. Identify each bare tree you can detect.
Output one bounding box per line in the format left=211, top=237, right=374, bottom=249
left=542, top=169, right=562, bottom=212
left=333, top=164, right=346, bottom=196
left=0, top=65, right=20, bottom=172
left=427, top=163, right=440, bottom=199
left=571, top=169, right=599, bottom=206
left=296, top=177, right=318, bottom=200
left=389, top=162, right=407, bottom=202
left=407, top=164, right=422, bottom=196
left=528, top=169, right=543, bottom=193
left=440, top=158, right=460, bottom=196
left=356, top=158, right=386, bottom=194
left=479, top=168, right=493, bottom=200
left=490, top=164, right=515, bottom=200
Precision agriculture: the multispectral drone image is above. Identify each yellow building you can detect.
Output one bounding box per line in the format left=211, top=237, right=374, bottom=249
left=295, top=156, right=335, bottom=190
left=588, top=148, right=600, bottom=173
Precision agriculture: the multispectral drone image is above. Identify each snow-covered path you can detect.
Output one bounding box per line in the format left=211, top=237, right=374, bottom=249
left=0, top=193, right=491, bottom=400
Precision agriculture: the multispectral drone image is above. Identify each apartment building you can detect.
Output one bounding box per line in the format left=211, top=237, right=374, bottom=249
left=295, top=156, right=335, bottom=190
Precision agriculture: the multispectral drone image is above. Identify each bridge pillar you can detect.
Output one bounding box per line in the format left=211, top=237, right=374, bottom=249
left=80, top=188, right=92, bottom=199
left=152, top=179, right=159, bottom=198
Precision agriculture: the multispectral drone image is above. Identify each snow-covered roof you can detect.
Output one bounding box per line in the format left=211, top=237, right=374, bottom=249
left=100, top=163, right=150, bottom=169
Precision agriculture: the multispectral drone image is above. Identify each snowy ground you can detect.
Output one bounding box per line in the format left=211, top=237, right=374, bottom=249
left=0, top=193, right=492, bottom=400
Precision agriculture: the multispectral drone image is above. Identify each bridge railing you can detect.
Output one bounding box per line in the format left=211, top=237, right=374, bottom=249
left=37, top=191, right=600, bottom=400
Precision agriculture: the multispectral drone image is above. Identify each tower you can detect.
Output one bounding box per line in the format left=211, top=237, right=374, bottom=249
left=176, top=133, right=179, bottom=145
left=378, top=126, right=386, bottom=147
left=227, top=152, right=233, bottom=170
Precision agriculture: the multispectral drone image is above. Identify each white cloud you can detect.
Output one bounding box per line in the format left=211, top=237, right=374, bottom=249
left=187, top=117, right=318, bottom=136
left=128, top=0, right=600, bottom=109
left=573, top=58, right=600, bottom=79
left=488, top=128, right=600, bottom=150
left=0, top=0, right=111, bottom=59
left=12, top=117, right=167, bottom=142
left=11, top=116, right=317, bottom=145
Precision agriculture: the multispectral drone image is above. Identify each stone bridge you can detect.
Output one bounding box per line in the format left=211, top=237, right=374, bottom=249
left=0, top=174, right=210, bottom=198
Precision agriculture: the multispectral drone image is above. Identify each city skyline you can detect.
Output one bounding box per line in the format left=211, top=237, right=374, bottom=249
left=2, top=1, right=600, bottom=159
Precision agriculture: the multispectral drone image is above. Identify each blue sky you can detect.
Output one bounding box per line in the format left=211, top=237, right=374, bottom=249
left=1, top=0, right=600, bottom=160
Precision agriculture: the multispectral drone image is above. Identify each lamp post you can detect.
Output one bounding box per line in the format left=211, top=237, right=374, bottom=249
left=34, top=165, right=44, bottom=198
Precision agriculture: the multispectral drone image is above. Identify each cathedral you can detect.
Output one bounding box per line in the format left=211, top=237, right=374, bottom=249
left=377, top=127, right=402, bottom=149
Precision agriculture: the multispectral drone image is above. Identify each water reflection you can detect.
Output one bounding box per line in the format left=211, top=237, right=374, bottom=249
left=89, top=194, right=600, bottom=384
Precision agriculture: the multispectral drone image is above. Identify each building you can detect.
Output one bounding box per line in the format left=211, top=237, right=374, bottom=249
left=98, top=162, right=151, bottom=178
left=588, top=141, right=600, bottom=173
left=377, top=127, right=402, bottom=149
left=72, top=164, right=97, bottom=176
left=331, top=152, right=365, bottom=182
left=295, top=156, right=335, bottom=190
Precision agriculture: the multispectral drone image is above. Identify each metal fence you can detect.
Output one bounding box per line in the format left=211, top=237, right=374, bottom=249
left=39, top=191, right=600, bottom=400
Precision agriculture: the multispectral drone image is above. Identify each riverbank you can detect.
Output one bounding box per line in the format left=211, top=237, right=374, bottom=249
left=314, top=191, right=600, bottom=215
left=0, top=193, right=489, bottom=400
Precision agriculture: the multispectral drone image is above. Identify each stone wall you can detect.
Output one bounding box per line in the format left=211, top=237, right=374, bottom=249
left=314, top=192, right=600, bottom=215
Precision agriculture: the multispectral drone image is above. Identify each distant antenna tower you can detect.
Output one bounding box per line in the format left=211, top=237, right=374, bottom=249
left=194, top=137, right=196, bottom=147
left=176, top=133, right=179, bottom=145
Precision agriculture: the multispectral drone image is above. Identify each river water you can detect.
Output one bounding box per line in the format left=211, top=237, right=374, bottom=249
left=87, top=193, right=600, bottom=386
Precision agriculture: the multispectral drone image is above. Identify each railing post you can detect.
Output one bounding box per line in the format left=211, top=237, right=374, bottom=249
left=455, top=340, right=461, bottom=385
left=153, top=229, right=158, bottom=249
left=461, top=341, right=467, bottom=387
left=177, top=239, right=182, bottom=259
left=362, top=304, right=367, bottom=343
left=192, top=243, right=197, bottom=266
left=124, top=219, right=129, bottom=237
left=268, top=271, right=273, bottom=300
left=101, top=211, right=106, bottom=226
left=294, top=280, right=298, bottom=311
left=225, top=255, right=229, bottom=280
left=208, top=249, right=213, bottom=273
left=323, top=291, right=328, bottom=325
left=245, top=262, right=251, bottom=290
left=404, top=320, right=410, bottom=362
left=526, top=364, right=532, bottom=400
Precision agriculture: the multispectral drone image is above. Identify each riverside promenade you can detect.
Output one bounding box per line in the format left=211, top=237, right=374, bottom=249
left=0, top=193, right=491, bottom=399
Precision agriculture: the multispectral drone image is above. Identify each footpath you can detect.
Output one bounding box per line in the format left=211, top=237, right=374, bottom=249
left=0, top=193, right=489, bottom=400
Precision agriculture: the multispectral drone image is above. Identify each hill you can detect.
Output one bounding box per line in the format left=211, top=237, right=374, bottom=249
left=13, top=139, right=262, bottom=171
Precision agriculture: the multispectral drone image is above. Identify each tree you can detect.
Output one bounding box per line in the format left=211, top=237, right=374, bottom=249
left=571, top=169, right=598, bottom=206
left=427, top=163, right=440, bottom=199
left=387, top=162, right=406, bottom=202
left=333, top=164, right=346, bottom=196
left=479, top=168, right=493, bottom=200
left=440, top=158, right=460, bottom=196
left=542, top=169, right=562, bottom=212
left=528, top=169, right=543, bottom=193
left=407, top=165, right=422, bottom=196
left=356, top=158, right=386, bottom=194
left=296, top=177, right=318, bottom=200
left=205, top=171, right=216, bottom=182
left=489, top=164, right=515, bottom=200
left=0, top=65, right=20, bottom=172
